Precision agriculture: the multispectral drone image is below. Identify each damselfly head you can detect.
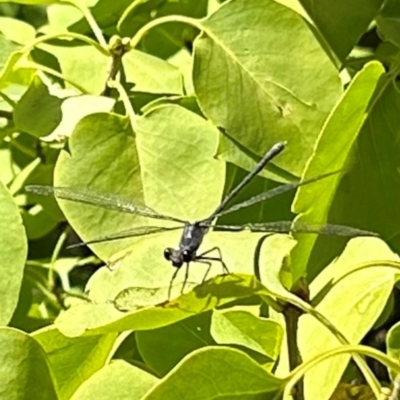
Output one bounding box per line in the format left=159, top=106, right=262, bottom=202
left=164, top=248, right=184, bottom=268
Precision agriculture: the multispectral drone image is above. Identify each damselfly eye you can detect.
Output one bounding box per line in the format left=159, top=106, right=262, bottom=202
left=164, top=248, right=172, bottom=260
left=182, top=250, right=192, bottom=262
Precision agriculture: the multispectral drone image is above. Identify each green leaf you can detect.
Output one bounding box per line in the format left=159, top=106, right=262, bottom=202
left=62, top=102, right=222, bottom=220
left=33, top=326, right=119, bottom=400
left=0, top=181, right=27, bottom=325
left=291, top=61, right=399, bottom=281
left=167, top=48, right=195, bottom=95
left=300, top=0, right=383, bottom=62
left=194, top=0, right=342, bottom=176
left=22, top=202, right=61, bottom=239
left=298, top=237, right=399, bottom=400
left=133, top=105, right=224, bottom=222
left=0, top=36, right=23, bottom=89
left=54, top=274, right=263, bottom=337
left=0, top=327, right=58, bottom=400
left=211, top=309, right=283, bottom=367
left=0, top=145, right=18, bottom=185
left=136, top=312, right=214, bottom=376
left=142, top=347, right=284, bottom=399
left=376, top=0, right=400, bottom=49
left=14, top=75, right=63, bottom=137
left=38, top=40, right=110, bottom=94
left=0, top=45, right=35, bottom=89
left=15, top=73, right=115, bottom=140
left=375, top=41, right=400, bottom=69
left=387, top=321, right=400, bottom=380
left=54, top=112, right=141, bottom=259
left=70, top=360, right=158, bottom=400
left=0, top=0, right=56, bottom=3
left=46, top=95, right=116, bottom=141
left=0, top=33, right=20, bottom=67
left=0, top=16, right=36, bottom=44
left=8, top=275, right=35, bottom=330
left=123, top=49, right=183, bottom=95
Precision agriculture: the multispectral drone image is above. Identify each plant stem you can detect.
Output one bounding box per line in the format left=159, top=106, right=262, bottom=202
left=130, top=15, right=201, bottom=49
left=5, top=134, right=37, bottom=158
left=107, top=79, right=136, bottom=131
left=21, top=32, right=109, bottom=57
left=283, top=303, right=304, bottom=400
left=103, top=36, right=131, bottom=95
left=21, top=61, right=89, bottom=94
left=50, top=228, right=69, bottom=291
left=117, top=0, right=144, bottom=31
left=258, top=261, right=398, bottom=399
left=60, top=0, right=107, bottom=48
left=284, top=344, right=399, bottom=397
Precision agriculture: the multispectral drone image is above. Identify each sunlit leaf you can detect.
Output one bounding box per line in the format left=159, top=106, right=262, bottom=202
left=194, top=0, right=341, bottom=176
left=0, top=327, right=58, bottom=400
left=33, top=326, right=119, bottom=400
left=298, top=237, right=399, bottom=400
left=292, top=61, right=399, bottom=281
left=142, top=347, right=284, bottom=399
left=211, top=309, right=283, bottom=368
left=70, top=360, right=158, bottom=400
left=0, top=181, right=27, bottom=325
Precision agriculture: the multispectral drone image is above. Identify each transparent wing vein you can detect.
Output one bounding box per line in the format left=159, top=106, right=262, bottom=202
left=68, top=225, right=184, bottom=248
left=210, top=221, right=378, bottom=237
left=26, top=185, right=186, bottom=223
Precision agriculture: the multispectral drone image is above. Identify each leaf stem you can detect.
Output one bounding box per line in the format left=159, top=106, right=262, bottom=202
left=21, top=61, right=89, bottom=94
left=295, top=299, right=381, bottom=397
left=59, top=0, right=107, bottom=48
left=107, top=80, right=136, bottom=131
left=130, top=15, right=201, bottom=49
left=117, top=0, right=144, bottom=31
left=260, top=283, right=381, bottom=397
left=49, top=228, right=69, bottom=290
left=21, top=32, right=109, bottom=57
left=25, top=263, right=61, bottom=311
left=284, top=344, right=399, bottom=397
left=5, top=134, right=37, bottom=158
left=322, top=259, right=400, bottom=292
left=283, top=304, right=304, bottom=400
left=26, top=260, right=48, bottom=269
